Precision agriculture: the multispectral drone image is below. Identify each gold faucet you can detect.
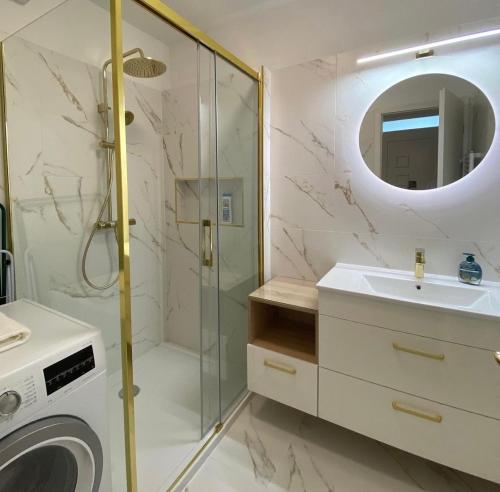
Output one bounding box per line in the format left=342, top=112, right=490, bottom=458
left=415, top=248, right=425, bottom=279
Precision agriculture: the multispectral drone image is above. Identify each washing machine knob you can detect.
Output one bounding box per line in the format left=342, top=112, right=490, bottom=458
left=0, top=391, right=22, bottom=417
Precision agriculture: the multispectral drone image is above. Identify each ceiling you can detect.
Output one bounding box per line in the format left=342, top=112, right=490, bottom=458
left=191, top=0, right=500, bottom=68
left=91, top=0, right=500, bottom=70
left=156, top=0, right=292, bottom=31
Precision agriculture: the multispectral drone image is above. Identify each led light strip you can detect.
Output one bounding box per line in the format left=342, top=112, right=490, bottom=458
left=357, top=27, right=500, bottom=64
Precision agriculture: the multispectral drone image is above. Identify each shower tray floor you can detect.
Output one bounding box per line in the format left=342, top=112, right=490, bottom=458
left=107, top=342, right=201, bottom=492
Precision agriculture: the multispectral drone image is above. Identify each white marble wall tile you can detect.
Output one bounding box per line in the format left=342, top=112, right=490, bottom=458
left=4, top=36, right=164, bottom=372
left=270, top=58, right=336, bottom=179
left=271, top=41, right=500, bottom=282
left=271, top=217, right=500, bottom=283
left=162, top=79, right=201, bottom=351
left=126, top=82, right=165, bottom=359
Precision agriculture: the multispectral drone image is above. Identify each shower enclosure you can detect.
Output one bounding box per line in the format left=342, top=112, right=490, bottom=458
left=0, top=1, right=262, bottom=490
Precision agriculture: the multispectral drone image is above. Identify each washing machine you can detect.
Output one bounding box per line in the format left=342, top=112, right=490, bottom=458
left=0, top=299, right=112, bottom=492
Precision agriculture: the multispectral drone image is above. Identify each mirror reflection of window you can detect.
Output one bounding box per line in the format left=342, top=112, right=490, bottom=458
left=359, top=74, right=495, bottom=190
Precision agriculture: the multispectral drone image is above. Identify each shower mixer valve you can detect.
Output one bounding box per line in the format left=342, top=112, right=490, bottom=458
left=96, top=218, right=137, bottom=230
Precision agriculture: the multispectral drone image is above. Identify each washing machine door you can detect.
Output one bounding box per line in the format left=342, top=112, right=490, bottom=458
left=0, top=415, right=103, bottom=492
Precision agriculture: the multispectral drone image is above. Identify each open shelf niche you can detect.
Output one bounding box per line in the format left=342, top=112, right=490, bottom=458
left=175, top=177, right=244, bottom=226
left=248, top=277, right=318, bottom=363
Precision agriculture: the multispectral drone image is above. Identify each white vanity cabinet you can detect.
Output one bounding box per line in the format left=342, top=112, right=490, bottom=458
left=247, top=277, right=318, bottom=416
left=247, top=268, right=500, bottom=483
left=317, top=265, right=500, bottom=484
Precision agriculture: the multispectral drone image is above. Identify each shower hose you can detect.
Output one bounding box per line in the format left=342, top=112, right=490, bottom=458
left=81, top=150, right=119, bottom=290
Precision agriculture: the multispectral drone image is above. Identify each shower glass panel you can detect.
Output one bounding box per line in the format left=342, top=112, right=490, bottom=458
left=120, top=1, right=203, bottom=490
left=2, top=0, right=260, bottom=489
left=215, top=56, right=259, bottom=413
left=0, top=0, right=126, bottom=486
left=1, top=1, right=117, bottom=345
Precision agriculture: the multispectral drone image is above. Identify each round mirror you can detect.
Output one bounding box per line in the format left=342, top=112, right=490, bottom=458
left=359, top=74, right=495, bottom=190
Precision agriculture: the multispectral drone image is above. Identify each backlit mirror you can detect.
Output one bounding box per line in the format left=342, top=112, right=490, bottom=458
left=359, top=74, right=495, bottom=190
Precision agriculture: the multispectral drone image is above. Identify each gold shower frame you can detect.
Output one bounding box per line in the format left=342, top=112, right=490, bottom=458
left=111, top=2, right=264, bottom=490
left=0, top=1, right=264, bottom=491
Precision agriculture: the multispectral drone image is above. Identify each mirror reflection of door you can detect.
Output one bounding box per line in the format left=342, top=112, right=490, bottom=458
left=438, top=88, right=464, bottom=187
left=359, top=74, right=495, bottom=190
left=382, top=109, right=439, bottom=190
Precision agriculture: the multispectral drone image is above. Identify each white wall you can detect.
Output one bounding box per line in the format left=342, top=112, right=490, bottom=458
left=0, top=0, right=67, bottom=41
left=270, top=37, right=500, bottom=282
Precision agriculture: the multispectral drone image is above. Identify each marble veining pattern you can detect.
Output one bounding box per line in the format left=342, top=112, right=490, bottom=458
left=270, top=45, right=500, bottom=282
left=185, top=395, right=500, bottom=492
left=3, top=36, right=165, bottom=372
left=161, top=75, right=201, bottom=352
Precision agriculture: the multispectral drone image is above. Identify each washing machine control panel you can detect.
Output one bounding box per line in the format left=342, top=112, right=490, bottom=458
left=0, top=342, right=101, bottom=434
left=0, top=372, right=39, bottom=428
left=0, top=390, right=22, bottom=417
left=43, top=345, right=95, bottom=395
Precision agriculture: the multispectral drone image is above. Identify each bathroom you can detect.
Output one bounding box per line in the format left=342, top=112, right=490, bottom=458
left=0, top=0, right=499, bottom=491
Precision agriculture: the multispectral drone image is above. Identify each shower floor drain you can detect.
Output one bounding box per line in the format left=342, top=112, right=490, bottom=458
left=118, top=385, right=140, bottom=399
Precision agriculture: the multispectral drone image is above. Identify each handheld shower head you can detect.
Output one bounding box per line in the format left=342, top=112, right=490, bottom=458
left=125, top=110, right=134, bottom=126
left=123, top=55, right=166, bottom=78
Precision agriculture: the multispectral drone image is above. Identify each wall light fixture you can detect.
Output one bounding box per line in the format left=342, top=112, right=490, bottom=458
left=357, top=27, right=500, bottom=64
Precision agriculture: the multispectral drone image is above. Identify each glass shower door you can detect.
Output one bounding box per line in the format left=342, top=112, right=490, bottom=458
left=199, top=45, right=221, bottom=436
left=215, top=56, right=259, bottom=414
left=199, top=53, right=260, bottom=430
left=120, top=1, right=204, bottom=489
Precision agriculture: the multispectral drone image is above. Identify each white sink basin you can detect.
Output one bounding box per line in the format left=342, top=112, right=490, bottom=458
left=317, top=263, right=500, bottom=319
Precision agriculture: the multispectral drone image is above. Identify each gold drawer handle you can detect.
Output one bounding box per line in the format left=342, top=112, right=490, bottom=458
left=264, top=359, right=297, bottom=375
left=392, top=342, right=445, bottom=361
left=495, top=352, right=500, bottom=365
left=392, top=400, right=442, bottom=423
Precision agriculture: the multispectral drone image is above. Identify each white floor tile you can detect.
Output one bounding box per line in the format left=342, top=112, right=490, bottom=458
left=185, top=394, right=500, bottom=492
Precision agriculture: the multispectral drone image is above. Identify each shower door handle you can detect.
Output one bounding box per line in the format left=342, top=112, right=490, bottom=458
left=202, top=219, right=213, bottom=267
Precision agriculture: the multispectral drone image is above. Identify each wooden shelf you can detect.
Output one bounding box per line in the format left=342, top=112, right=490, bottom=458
left=249, top=277, right=318, bottom=313
left=252, top=318, right=316, bottom=363
left=249, top=277, right=318, bottom=363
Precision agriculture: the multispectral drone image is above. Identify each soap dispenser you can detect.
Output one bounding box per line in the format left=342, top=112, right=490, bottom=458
left=458, top=253, right=482, bottom=285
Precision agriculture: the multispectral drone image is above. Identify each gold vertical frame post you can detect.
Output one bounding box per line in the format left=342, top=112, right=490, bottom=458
left=0, top=43, right=13, bottom=253
left=109, top=1, right=138, bottom=491
left=257, top=67, right=264, bottom=286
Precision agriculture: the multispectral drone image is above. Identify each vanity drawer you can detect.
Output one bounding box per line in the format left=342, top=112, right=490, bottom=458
left=319, top=315, right=500, bottom=418
left=319, top=290, right=500, bottom=349
left=318, top=368, right=500, bottom=484
left=247, top=344, right=318, bottom=415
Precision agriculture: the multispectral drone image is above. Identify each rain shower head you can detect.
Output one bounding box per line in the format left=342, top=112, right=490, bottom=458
left=123, top=55, right=166, bottom=78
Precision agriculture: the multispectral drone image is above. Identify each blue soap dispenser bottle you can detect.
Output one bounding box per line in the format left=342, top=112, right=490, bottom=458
left=458, top=253, right=482, bottom=285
